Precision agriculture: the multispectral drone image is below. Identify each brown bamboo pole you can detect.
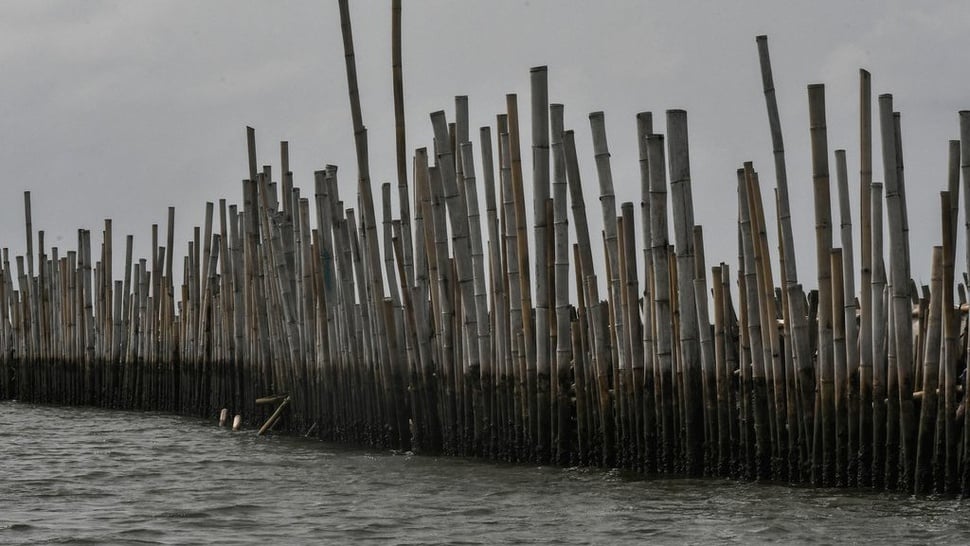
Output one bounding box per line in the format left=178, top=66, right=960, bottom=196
left=960, top=110, right=970, bottom=495
left=915, top=246, right=943, bottom=494
left=740, top=163, right=771, bottom=480
left=748, top=171, right=787, bottom=479
left=939, top=191, right=958, bottom=493
left=857, top=69, right=874, bottom=487
left=506, top=94, right=535, bottom=381
left=620, top=203, right=643, bottom=468
left=870, top=182, right=888, bottom=489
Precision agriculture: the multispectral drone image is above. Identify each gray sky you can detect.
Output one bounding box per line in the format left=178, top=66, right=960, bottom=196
left=0, top=0, right=967, bottom=293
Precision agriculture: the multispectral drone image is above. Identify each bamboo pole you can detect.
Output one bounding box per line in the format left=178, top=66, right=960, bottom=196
left=835, top=148, right=859, bottom=485
left=808, top=84, right=835, bottom=486
left=871, top=182, right=888, bottom=488
left=915, top=246, right=943, bottom=494
left=857, top=69, right=874, bottom=487
left=666, top=110, right=704, bottom=475
left=879, top=94, right=916, bottom=491
left=531, top=67, right=552, bottom=461
left=647, top=134, right=676, bottom=473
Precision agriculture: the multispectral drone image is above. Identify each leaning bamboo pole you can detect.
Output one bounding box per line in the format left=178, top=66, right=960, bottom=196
left=879, top=94, right=916, bottom=491
left=834, top=148, right=859, bottom=485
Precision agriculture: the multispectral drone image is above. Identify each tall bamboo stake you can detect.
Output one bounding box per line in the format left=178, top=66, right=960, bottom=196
left=879, top=94, right=915, bottom=491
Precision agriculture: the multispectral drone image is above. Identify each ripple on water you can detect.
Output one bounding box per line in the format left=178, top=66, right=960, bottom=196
left=3, top=401, right=970, bottom=544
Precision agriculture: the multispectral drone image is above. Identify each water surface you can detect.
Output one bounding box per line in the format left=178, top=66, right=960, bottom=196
left=1, top=401, right=968, bottom=544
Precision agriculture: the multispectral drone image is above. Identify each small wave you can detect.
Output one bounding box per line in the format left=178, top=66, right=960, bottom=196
left=1, top=523, right=34, bottom=532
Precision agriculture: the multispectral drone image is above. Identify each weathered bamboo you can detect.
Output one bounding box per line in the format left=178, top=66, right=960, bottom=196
left=589, top=113, right=629, bottom=462
left=666, top=110, right=704, bottom=475
left=871, top=182, right=888, bottom=488
left=647, top=134, right=676, bottom=473
left=879, top=94, right=916, bottom=491
left=960, top=110, right=970, bottom=496
left=857, top=68, right=874, bottom=487
left=808, top=84, right=835, bottom=486
left=915, top=246, right=943, bottom=493
left=834, top=148, right=859, bottom=485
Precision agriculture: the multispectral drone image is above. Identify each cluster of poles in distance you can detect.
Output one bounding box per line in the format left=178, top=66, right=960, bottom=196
left=4, top=1, right=970, bottom=496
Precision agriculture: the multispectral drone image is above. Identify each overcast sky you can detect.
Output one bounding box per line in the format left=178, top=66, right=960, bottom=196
left=0, top=0, right=967, bottom=295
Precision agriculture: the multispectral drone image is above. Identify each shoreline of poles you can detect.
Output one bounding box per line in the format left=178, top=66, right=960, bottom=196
left=2, top=4, right=970, bottom=496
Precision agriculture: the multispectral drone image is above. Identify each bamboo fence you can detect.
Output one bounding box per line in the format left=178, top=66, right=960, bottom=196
left=1, top=6, right=969, bottom=496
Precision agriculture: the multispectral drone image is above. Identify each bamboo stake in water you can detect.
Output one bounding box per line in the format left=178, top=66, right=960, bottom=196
left=915, top=246, right=942, bottom=494
left=808, top=84, right=835, bottom=486
left=879, top=94, right=916, bottom=491
left=666, top=110, right=704, bottom=475
left=857, top=69, right=874, bottom=487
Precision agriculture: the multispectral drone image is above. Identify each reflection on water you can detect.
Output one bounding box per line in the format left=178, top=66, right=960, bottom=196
left=1, top=401, right=968, bottom=544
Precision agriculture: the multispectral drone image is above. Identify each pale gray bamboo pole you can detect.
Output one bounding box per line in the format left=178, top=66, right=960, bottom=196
left=382, top=183, right=401, bottom=310
left=878, top=93, right=915, bottom=491
left=915, top=245, right=943, bottom=494
left=693, top=225, right=716, bottom=472
left=808, top=84, right=835, bottom=485
left=871, top=182, right=888, bottom=488
left=665, top=110, right=703, bottom=474
left=506, top=95, right=535, bottom=373
left=756, top=36, right=798, bottom=287
left=636, top=111, right=657, bottom=471
left=589, top=111, right=628, bottom=462
left=500, top=130, right=523, bottom=391
left=460, top=142, right=491, bottom=432
left=563, top=130, right=597, bottom=296
left=550, top=103, right=572, bottom=463
left=431, top=112, right=479, bottom=351
left=647, top=134, right=675, bottom=472
left=835, top=148, right=859, bottom=483
left=589, top=111, right=629, bottom=369
left=527, top=68, right=552, bottom=460
left=857, top=68, right=874, bottom=487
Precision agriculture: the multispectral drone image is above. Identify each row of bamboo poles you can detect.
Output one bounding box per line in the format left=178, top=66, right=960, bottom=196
left=2, top=3, right=970, bottom=495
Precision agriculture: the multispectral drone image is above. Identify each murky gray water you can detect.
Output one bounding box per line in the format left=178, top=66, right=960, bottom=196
left=1, top=401, right=968, bottom=545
